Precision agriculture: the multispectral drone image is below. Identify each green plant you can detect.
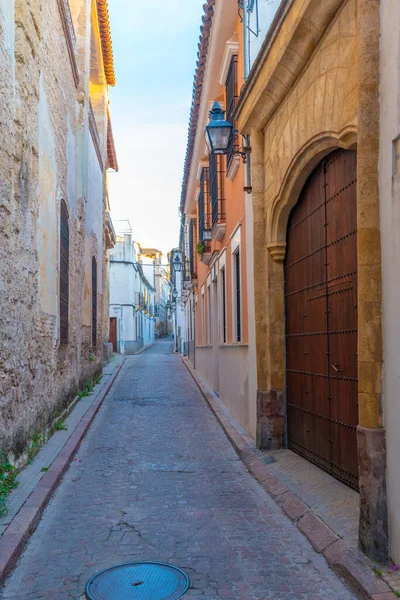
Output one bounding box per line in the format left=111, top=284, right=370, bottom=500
left=41, top=467, right=49, bottom=472
left=94, top=374, right=101, bottom=385
left=0, top=453, right=19, bottom=516
left=78, top=388, right=89, bottom=400
left=197, top=241, right=205, bottom=255
left=55, top=420, right=68, bottom=431
left=394, top=592, right=400, bottom=598
left=373, top=567, right=383, bottom=577
left=27, top=434, right=42, bottom=464
left=84, top=379, right=94, bottom=394
left=89, top=351, right=95, bottom=362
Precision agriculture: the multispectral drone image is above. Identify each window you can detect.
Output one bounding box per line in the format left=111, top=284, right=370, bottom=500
left=60, top=200, right=69, bottom=344
left=92, top=256, right=97, bottom=346
left=208, top=284, right=212, bottom=344
left=234, top=250, right=241, bottom=342
left=189, top=218, right=197, bottom=279
left=221, top=267, right=227, bottom=344
left=201, top=289, right=205, bottom=345
left=209, top=153, right=225, bottom=228
left=225, top=55, right=238, bottom=168
left=198, top=168, right=211, bottom=243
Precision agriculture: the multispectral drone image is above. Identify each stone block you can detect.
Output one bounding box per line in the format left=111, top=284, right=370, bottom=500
left=357, top=426, right=389, bottom=562
left=277, top=491, right=309, bottom=521
left=256, top=389, right=285, bottom=450
left=297, top=511, right=339, bottom=552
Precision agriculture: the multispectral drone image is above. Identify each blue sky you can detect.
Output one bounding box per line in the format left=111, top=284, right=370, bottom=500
left=108, top=0, right=205, bottom=258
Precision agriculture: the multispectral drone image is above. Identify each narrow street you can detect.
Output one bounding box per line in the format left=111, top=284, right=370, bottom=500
left=2, top=339, right=355, bottom=600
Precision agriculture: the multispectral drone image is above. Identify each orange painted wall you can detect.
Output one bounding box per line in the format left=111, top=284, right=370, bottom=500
left=194, top=14, right=248, bottom=348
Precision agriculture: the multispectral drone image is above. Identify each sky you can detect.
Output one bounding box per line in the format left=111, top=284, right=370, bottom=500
left=107, top=0, right=206, bottom=259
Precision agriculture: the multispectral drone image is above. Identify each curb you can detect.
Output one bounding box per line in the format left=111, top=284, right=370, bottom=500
left=0, top=358, right=126, bottom=586
left=181, top=356, right=396, bottom=600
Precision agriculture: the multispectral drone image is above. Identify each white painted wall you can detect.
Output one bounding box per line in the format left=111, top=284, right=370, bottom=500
left=109, top=232, right=155, bottom=354
left=379, top=0, right=400, bottom=565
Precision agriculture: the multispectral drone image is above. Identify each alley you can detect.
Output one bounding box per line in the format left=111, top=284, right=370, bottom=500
left=1, top=340, right=356, bottom=600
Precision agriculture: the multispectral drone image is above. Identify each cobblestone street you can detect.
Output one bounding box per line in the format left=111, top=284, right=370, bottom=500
left=1, top=340, right=356, bottom=600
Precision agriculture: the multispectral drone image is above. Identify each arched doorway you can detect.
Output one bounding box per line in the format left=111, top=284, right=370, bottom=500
left=284, top=149, right=358, bottom=490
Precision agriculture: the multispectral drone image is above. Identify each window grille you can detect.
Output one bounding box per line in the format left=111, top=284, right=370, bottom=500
left=92, top=256, right=97, bottom=347
left=225, top=55, right=239, bottom=168
left=189, top=218, right=197, bottom=279
left=221, top=267, right=227, bottom=344
left=60, top=200, right=69, bottom=344
left=235, top=251, right=241, bottom=342
left=210, top=153, right=225, bottom=228
left=198, top=168, right=211, bottom=243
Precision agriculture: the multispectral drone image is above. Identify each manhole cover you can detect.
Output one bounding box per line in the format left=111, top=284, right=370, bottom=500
left=85, top=562, right=190, bottom=600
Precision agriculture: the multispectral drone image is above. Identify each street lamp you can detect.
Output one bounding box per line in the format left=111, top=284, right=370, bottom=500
left=205, top=101, right=250, bottom=163
left=205, top=101, right=232, bottom=155
left=173, top=254, right=182, bottom=272
left=172, top=288, right=178, bottom=301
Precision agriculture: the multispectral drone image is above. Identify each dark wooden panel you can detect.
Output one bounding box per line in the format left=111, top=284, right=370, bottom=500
left=109, top=317, right=117, bottom=353
left=285, top=149, right=358, bottom=491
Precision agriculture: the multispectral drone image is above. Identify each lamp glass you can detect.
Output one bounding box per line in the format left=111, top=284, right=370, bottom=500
left=205, top=101, right=232, bottom=154
left=173, top=256, right=182, bottom=272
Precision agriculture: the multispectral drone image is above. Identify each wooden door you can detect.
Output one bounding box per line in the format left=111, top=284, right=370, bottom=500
left=109, top=317, right=117, bottom=353
left=284, top=149, right=358, bottom=490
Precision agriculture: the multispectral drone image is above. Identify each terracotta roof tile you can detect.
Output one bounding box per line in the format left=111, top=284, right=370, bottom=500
left=96, top=0, right=116, bottom=86
left=107, top=111, right=118, bottom=171
left=180, top=0, right=216, bottom=212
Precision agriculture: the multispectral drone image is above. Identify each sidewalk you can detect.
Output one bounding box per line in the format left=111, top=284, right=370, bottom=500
left=182, top=356, right=400, bottom=600
left=0, top=356, right=125, bottom=585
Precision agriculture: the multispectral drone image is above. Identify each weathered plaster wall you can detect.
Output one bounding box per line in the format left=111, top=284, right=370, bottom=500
left=380, top=0, right=400, bottom=564
left=0, top=0, right=110, bottom=461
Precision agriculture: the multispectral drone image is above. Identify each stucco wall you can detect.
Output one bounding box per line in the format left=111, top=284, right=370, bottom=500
left=0, top=0, right=109, bottom=462
left=196, top=344, right=250, bottom=434
left=380, top=0, right=400, bottom=564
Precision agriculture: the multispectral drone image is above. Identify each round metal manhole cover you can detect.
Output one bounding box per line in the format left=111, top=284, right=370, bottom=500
left=85, top=562, right=190, bottom=600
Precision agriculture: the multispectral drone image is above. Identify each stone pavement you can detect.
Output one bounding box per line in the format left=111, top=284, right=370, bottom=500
left=1, top=340, right=356, bottom=599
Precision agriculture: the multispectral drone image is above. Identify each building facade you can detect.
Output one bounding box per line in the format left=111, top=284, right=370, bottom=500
left=180, top=0, right=257, bottom=443
left=0, top=0, right=117, bottom=464
left=235, top=0, right=386, bottom=561
left=179, top=0, right=397, bottom=563
left=109, top=222, right=155, bottom=354
left=170, top=248, right=185, bottom=354
left=379, top=0, right=400, bottom=566
left=141, top=249, right=171, bottom=339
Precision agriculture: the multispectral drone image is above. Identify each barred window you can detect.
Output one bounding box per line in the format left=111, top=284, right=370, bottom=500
left=198, top=168, right=211, bottom=242
left=60, top=200, right=69, bottom=344
left=225, top=55, right=238, bottom=167
left=209, top=153, right=225, bottom=227
left=92, top=256, right=97, bottom=347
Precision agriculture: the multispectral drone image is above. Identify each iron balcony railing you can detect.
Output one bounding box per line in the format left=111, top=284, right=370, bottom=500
left=189, top=218, right=197, bottom=280
left=209, top=153, right=225, bottom=228
left=225, top=55, right=239, bottom=169
left=198, top=167, right=212, bottom=243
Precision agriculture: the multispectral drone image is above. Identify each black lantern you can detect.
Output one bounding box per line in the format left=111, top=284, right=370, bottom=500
left=173, top=255, right=182, bottom=272
left=172, top=288, right=178, bottom=301
left=205, top=101, right=232, bottom=155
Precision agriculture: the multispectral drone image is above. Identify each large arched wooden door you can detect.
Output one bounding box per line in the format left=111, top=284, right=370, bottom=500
left=284, top=149, right=358, bottom=490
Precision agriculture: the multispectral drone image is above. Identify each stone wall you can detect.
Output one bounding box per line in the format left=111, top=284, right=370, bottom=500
left=0, top=0, right=110, bottom=463
left=237, top=0, right=388, bottom=561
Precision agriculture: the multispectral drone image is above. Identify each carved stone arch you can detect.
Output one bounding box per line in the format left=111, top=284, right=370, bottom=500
left=267, top=127, right=357, bottom=262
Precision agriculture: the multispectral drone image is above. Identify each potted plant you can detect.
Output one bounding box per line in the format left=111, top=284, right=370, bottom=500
left=197, top=241, right=206, bottom=255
